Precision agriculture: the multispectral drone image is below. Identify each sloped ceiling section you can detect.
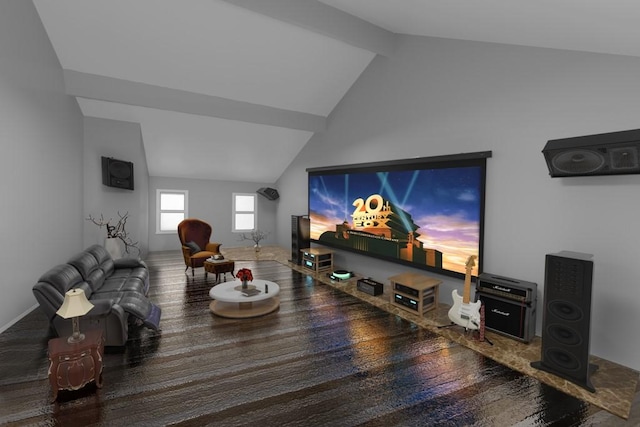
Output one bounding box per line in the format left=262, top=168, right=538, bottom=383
left=32, top=0, right=391, bottom=182
left=36, top=0, right=640, bottom=182
left=319, top=0, right=640, bottom=58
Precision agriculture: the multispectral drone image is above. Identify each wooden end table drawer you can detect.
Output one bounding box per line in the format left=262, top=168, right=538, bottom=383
left=48, top=329, right=104, bottom=402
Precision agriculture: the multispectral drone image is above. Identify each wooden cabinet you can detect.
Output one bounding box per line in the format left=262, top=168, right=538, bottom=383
left=48, top=329, right=104, bottom=402
left=389, top=272, right=441, bottom=317
left=300, top=248, right=334, bottom=274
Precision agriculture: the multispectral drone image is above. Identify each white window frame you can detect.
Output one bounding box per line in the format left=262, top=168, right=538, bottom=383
left=232, top=192, right=256, bottom=232
left=156, top=189, right=189, bottom=234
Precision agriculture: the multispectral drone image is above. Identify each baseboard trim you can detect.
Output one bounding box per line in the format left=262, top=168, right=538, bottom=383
left=0, top=304, right=39, bottom=335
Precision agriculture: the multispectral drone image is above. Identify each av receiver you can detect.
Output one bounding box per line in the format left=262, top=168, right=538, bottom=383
left=357, top=278, right=383, bottom=296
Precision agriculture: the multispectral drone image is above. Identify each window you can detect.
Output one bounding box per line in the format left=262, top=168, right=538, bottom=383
left=157, top=190, right=188, bottom=233
left=233, top=193, right=256, bottom=232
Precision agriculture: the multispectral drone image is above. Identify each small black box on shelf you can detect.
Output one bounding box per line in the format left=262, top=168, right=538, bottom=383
left=357, top=278, right=383, bottom=296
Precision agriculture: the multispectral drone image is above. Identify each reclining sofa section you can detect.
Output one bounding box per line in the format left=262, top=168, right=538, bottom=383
left=33, top=244, right=161, bottom=346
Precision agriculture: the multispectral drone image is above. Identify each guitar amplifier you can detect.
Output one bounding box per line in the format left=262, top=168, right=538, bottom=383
left=475, top=273, right=537, bottom=343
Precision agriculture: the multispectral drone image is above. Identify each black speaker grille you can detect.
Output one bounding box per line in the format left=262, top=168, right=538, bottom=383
left=610, top=147, right=639, bottom=170
left=545, top=348, right=581, bottom=372
left=551, top=149, right=605, bottom=174
left=547, top=324, right=582, bottom=346
left=109, top=161, right=132, bottom=179
left=291, top=215, right=310, bottom=265
left=548, top=300, right=583, bottom=321
left=101, top=156, right=134, bottom=190
left=547, top=258, right=585, bottom=299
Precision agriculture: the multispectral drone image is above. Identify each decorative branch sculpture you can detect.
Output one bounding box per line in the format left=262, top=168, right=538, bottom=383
left=86, top=211, right=140, bottom=255
left=238, top=229, right=270, bottom=247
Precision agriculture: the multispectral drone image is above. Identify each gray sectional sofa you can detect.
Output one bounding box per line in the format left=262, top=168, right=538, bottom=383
left=33, top=244, right=161, bottom=346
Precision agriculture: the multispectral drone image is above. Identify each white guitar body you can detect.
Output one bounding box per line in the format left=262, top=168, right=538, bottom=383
left=447, top=254, right=481, bottom=330
left=448, top=289, right=481, bottom=330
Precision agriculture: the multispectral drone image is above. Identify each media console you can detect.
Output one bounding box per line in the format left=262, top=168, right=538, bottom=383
left=300, top=248, right=334, bottom=274
left=389, top=272, right=441, bottom=317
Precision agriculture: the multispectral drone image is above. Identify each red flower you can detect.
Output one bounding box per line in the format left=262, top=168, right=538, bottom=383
left=236, top=268, right=253, bottom=282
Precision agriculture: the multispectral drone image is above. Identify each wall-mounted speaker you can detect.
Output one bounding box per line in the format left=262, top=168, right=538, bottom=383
left=257, top=187, right=279, bottom=200
left=531, top=251, right=598, bottom=392
left=291, top=215, right=310, bottom=265
left=542, top=128, right=640, bottom=177
left=101, top=156, right=134, bottom=190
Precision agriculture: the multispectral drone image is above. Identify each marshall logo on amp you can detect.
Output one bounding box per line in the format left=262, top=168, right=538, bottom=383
left=475, top=272, right=537, bottom=343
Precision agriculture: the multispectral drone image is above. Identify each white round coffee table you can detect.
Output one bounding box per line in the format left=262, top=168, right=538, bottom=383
left=209, top=279, right=280, bottom=318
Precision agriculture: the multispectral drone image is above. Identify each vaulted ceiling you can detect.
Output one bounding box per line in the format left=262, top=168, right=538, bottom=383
left=33, top=0, right=640, bottom=183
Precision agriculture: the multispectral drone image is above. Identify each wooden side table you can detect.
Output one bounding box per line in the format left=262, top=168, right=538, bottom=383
left=204, top=259, right=235, bottom=283
left=389, top=272, right=441, bottom=317
left=300, top=248, right=334, bottom=274
left=48, top=329, right=104, bottom=402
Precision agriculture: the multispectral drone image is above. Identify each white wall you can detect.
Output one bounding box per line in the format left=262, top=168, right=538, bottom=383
left=148, top=176, right=278, bottom=252
left=0, top=0, right=84, bottom=330
left=276, top=35, right=640, bottom=370
left=83, top=117, right=149, bottom=257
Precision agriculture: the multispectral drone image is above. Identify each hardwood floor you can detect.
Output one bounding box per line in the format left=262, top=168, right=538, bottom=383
left=0, top=251, right=637, bottom=426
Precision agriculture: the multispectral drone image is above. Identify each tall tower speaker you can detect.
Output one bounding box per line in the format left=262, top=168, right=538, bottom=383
left=291, top=215, right=310, bottom=265
left=531, top=251, right=598, bottom=392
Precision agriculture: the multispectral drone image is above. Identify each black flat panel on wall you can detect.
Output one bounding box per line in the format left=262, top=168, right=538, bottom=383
left=102, top=156, right=134, bottom=190
left=291, top=215, right=310, bottom=265
left=531, top=251, right=597, bottom=392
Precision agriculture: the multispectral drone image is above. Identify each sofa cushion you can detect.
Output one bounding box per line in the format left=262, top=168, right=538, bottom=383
left=86, top=244, right=116, bottom=277
left=36, top=264, right=93, bottom=299
left=93, top=276, right=146, bottom=295
left=67, top=249, right=106, bottom=291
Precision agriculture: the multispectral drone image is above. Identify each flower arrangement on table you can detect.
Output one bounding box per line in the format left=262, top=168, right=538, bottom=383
left=236, top=268, right=253, bottom=289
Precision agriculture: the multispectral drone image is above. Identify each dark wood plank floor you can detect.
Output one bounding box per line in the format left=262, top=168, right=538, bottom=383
left=0, top=251, right=634, bottom=426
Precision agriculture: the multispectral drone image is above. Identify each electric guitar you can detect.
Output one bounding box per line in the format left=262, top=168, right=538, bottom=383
left=448, top=255, right=481, bottom=330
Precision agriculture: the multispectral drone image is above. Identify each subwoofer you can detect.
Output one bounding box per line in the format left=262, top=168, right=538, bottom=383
left=290, top=215, right=310, bottom=265
left=531, top=251, right=598, bottom=392
left=101, top=156, right=134, bottom=190
left=542, top=128, right=640, bottom=177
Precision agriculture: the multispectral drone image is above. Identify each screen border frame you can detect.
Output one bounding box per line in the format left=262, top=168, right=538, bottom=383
left=306, top=151, right=492, bottom=280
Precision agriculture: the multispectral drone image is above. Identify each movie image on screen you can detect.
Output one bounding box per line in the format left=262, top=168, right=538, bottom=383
left=307, top=153, right=490, bottom=279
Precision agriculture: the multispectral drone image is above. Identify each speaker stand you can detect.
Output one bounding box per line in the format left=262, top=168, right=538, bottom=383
left=530, top=360, right=599, bottom=393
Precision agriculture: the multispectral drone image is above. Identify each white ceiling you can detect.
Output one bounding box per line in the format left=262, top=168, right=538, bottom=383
left=320, top=0, right=640, bottom=58
left=32, top=0, right=640, bottom=183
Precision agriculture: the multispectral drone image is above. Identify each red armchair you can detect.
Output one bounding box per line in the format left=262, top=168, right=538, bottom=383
left=177, top=219, right=222, bottom=276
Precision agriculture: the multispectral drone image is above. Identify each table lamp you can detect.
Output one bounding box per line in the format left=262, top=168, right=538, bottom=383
left=56, top=289, right=94, bottom=343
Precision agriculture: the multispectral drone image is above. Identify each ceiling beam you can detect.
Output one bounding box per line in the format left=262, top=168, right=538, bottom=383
left=63, top=70, right=326, bottom=133
left=220, top=0, right=396, bottom=57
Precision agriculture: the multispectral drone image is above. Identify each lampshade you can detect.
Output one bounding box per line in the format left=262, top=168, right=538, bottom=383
left=56, top=289, right=94, bottom=319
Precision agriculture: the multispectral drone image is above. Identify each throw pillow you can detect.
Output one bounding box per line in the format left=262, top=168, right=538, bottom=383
left=185, top=241, right=201, bottom=254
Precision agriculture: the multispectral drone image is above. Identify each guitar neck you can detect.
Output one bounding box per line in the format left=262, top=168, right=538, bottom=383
left=462, top=255, right=475, bottom=304
left=462, top=274, right=472, bottom=304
